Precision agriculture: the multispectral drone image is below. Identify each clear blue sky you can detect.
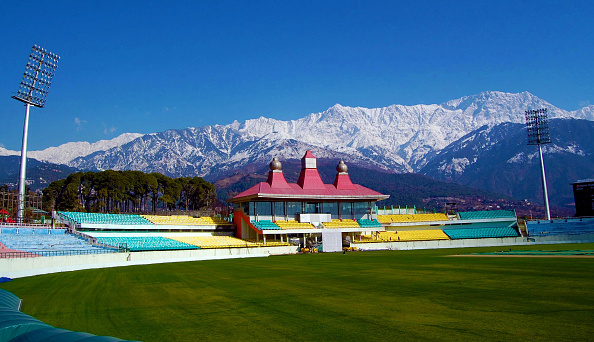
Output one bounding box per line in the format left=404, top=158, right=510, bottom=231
left=1, top=1, right=593, bottom=151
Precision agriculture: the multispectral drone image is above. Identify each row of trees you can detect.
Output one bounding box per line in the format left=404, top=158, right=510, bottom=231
left=42, top=170, right=216, bottom=214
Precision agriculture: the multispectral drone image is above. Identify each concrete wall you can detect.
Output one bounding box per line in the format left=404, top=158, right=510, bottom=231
left=353, top=234, right=594, bottom=251
left=86, top=231, right=230, bottom=238
left=1, top=246, right=298, bottom=279
left=79, top=224, right=218, bottom=231
left=4, top=234, right=594, bottom=279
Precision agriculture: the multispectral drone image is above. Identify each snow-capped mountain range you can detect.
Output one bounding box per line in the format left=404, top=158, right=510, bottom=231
left=421, top=118, right=594, bottom=207
left=1, top=91, right=593, bottom=180
left=0, top=133, right=143, bottom=165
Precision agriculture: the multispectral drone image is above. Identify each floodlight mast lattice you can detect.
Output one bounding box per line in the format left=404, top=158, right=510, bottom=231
left=11, top=44, right=60, bottom=223
left=525, top=108, right=551, bottom=220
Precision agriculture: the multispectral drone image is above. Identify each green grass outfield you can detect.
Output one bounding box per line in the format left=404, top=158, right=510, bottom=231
left=2, top=243, right=594, bottom=341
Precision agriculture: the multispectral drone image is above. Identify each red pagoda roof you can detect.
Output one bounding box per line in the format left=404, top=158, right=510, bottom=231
left=229, top=151, right=389, bottom=202
left=302, top=150, right=316, bottom=159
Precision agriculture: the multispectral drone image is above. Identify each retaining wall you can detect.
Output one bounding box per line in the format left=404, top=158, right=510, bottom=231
left=0, top=245, right=298, bottom=279
left=4, top=234, right=594, bottom=279
left=353, top=234, right=594, bottom=251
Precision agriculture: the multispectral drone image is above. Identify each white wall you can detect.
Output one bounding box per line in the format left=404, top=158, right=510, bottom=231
left=0, top=246, right=298, bottom=279
left=353, top=234, right=594, bottom=251
left=4, top=234, right=593, bottom=279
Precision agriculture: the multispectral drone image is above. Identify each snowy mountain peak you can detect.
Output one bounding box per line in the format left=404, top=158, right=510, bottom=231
left=9, top=91, right=594, bottom=179
left=25, top=133, right=144, bottom=165
left=0, top=147, right=20, bottom=157
left=571, top=105, right=594, bottom=121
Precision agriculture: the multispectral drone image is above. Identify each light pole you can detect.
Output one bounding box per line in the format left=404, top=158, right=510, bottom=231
left=525, top=108, right=552, bottom=220
left=11, top=44, right=60, bottom=223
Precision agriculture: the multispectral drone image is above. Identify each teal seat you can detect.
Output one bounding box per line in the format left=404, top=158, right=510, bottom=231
left=96, top=236, right=200, bottom=251
left=443, top=227, right=519, bottom=239
left=357, top=219, right=382, bottom=228
left=458, top=210, right=516, bottom=220
left=251, top=220, right=281, bottom=230
left=58, top=212, right=152, bottom=225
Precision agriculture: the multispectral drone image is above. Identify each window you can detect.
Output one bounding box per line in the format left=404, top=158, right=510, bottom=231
left=324, top=202, right=339, bottom=216
left=274, top=202, right=285, bottom=219
left=354, top=202, right=370, bottom=217
left=287, top=202, right=302, bottom=217
left=340, top=202, right=353, bottom=217
left=257, top=202, right=272, bottom=216
left=304, top=202, right=319, bottom=213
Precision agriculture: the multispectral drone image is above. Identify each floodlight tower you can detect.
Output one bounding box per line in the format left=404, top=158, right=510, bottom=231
left=11, top=44, right=60, bottom=223
left=525, top=108, right=552, bottom=220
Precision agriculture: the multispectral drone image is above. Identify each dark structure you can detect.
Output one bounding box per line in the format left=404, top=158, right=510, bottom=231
left=12, top=45, right=60, bottom=223
left=525, top=108, right=552, bottom=220
left=572, top=179, right=594, bottom=217
left=229, top=151, right=389, bottom=247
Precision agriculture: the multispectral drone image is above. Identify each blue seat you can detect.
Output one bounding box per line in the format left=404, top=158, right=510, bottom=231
left=526, top=218, right=594, bottom=236
left=0, top=233, right=115, bottom=255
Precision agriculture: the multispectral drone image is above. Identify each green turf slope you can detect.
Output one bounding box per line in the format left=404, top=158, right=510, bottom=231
left=2, top=243, right=594, bottom=341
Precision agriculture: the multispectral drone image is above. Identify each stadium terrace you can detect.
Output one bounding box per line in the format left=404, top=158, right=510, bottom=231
left=2, top=150, right=594, bottom=271
left=229, top=151, right=389, bottom=251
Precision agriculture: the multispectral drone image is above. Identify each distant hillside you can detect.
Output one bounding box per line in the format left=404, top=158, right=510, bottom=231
left=0, top=156, right=77, bottom=191
left=213, top=158, right=513, bottom=212
left=421, top=119, right=594, bottom=211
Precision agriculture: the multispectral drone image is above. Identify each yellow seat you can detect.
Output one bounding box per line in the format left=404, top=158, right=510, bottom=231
left=322, top=219, right=360, bottom=228
left=377, top=229, right=450, bottom=242
left=275, top=220, right=315, bottom=229
left=167, top=235, right=259, bottom=248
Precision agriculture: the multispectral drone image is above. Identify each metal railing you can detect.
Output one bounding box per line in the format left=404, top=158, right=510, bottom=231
left=68, top=229, right=122, bottom=250
left=0, top=248, right=122, bottom=259
left=0, top=222, right=54, bottom=228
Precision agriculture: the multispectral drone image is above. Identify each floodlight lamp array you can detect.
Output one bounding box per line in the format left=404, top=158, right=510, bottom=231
left=525, top=108, right=551, bottom=145
left=12, top=44, right=60, bottom=108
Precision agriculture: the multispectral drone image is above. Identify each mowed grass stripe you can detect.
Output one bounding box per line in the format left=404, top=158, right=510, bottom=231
left=1, top=243, right=594, bottom=341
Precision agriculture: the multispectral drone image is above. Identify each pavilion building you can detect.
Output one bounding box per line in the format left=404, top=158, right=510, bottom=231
left=229, top=151, right=389, bottom=249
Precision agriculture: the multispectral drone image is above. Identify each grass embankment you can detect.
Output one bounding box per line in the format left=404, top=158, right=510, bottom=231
left=2, top=243, right=594, bottom=341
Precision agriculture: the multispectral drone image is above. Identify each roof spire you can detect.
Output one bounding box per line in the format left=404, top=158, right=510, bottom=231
left=333, top=160, right=356, bottom=190
left=266, top=157, right=290, bottom=188
left=297, top=150, right=325, bottom=189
